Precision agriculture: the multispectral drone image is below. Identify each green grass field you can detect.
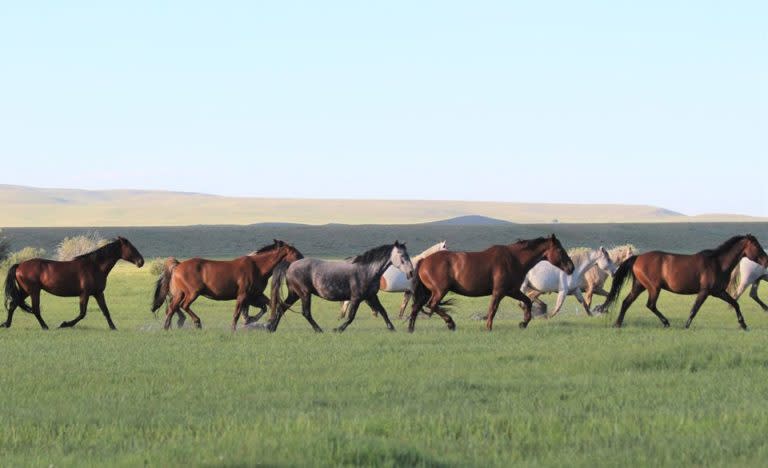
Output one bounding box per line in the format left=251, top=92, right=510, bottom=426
left=3, top=264, right=768, bottom=466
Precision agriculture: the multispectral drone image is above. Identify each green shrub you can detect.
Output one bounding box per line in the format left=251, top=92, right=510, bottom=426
left=56, top=232, right=108, bottom=261
left=0, top=229, right=9, bottom=262
left=147, top=257, right=167, bottom=276
left=1, top=247, right=46, bottom=271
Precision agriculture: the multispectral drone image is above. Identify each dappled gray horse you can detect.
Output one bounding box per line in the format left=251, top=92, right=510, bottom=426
left=268, top=242, right=414, bottom=332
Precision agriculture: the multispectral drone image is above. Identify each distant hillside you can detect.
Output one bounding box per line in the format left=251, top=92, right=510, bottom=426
left=427, top=215, right=514, bottom=226
left=0, top=184, right=765, bottom=227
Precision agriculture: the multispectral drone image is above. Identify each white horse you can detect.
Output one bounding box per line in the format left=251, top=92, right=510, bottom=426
left=728, top=258, right=768, bottom=311
left=521, top=246, right=617, bottom=318
left=339, top=241, right=447, bottom=319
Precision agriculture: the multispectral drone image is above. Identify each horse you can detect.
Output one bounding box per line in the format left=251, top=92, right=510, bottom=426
left=2, top=237, right=144, bottom=330
left=601, top=235, right=768, bottom=330
left=338, top=241, right=447, bottom=319
left=579, top=244, right=635, bottom=310
left=151, top=239, right=303, bottom=331
left=521, top=246, right=616, bottom=318
left=727, top=258, right=768, bottom=311
left=409, top=234, right=574, bottom=332
left=268, top=241, right=414, bottom=333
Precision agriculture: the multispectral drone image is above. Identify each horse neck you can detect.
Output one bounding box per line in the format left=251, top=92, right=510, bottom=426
left=364, top=256, right=393, bottom=280
left=716, top=240, right=748, bottom=274
left=573, top=251, right=600, bottom=277
left=251, top=249, right=285, bottom=274
left=95, top=243, right=122, bottom=274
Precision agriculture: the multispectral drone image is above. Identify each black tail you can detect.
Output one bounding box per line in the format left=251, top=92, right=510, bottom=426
left=150, top=258, right=179, bottom=317
left=411, top=271, right=453, bottom=316
left=4, top=264, right=31, bottom=313
left=601, top=255, right=638, bottom=312
left=269, top=260, right=291, bottom=317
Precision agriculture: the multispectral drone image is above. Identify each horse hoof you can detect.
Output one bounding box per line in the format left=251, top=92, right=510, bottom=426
left=663, top=322, right=670, bottom=328
left=333, top=327, right=344, bottom=333
left=0, top=322, right=7, bottom=328
left=59, top=322, right=68, bottom=329
left=518, top=321, right=529, bottom=329
left=612, top=322, right=622, bottom=329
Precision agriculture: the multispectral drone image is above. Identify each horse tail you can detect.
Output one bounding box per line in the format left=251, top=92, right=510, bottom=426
left=151, top=257, right=179, bottom=316
left=411, top=271, right=453, bottom=316
left=269, top=260, right=291, bottom=316
left=4, top=264, right=31, bottom=313
left=601, top=255, right=637, bottom=312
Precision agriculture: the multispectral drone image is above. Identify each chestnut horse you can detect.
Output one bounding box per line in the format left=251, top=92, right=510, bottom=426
left=151, top=239, right=303, bottom=331
left=3, top=237, right=145, bottom=330
left=409, top=235, right=574, bottom=332
left=601, top=235, right=768, bottom=330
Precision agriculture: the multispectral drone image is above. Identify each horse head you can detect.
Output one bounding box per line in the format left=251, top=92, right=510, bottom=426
left=596, top=246, right=618, bottom=275
left=117, top=236, right=144, bottom=268
left=391, top=241, right=414, bottom=279
left=545, top=234, right=574, bottom=275
left=744, top=235, right=768, bottom=268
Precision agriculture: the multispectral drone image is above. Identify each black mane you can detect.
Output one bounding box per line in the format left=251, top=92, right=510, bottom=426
left=351, top=244, right=395, bottom=265
left=512, top=237, right=549, bottom=249
left=254, top=241, right=281, bottom=254
left=700, top=235, right=747, bottom=257
left=73, top=238, right=121, bottom=262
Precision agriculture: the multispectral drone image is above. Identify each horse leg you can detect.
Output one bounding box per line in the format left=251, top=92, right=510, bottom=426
left=484, top=292, right=504, bottom=331
left=583, top=286, right=594, bottom=309
left=30, top=290, right=48, bottom=330
left=712, top=290, right=748, bottom=330
left=398, top=291, right=412, bottom=319
left=298, top=295, right=323, bottom=332
left=408, top=289, right=430, bottom=333
left=573, top=289, right=592, bottom=316
left=547, top=290, right=567, bottom=319
left=645, top=288, right=670, bottom=328
left=425, top=290, right=454, bottom=331
left=366, top=295, right=396, bottom=331
left=268, top=290, right=299, bottom=333
left=60, top=294, right=89, bottom=328
left=246, top=293, right=270, bottom=323
left=684, top=291, right=709, bottom=329
left=749, top=282, right=768, bottom=312
left=339, top=300, right=349, bottom=320
left=92, top=292, right=117, bottom=330
left=335, top=298, right=361, bottom=333
left=232, top=295, right=248, bottom=331
left=509, top=289, right=533, bottom=329
left=0, top=290, right=25, bottom=328
left=164, top=294, right=183, bottom=330
left=614, top=282, right=645, bottom=328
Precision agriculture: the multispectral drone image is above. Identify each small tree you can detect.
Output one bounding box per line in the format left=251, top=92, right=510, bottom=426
left=1, top=247, right=46, bottom=270
left=56, top=232, right=108, bottom=261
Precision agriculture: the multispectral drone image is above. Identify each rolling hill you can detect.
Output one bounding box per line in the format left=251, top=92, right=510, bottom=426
left=0, top=184, right=764, bottom=227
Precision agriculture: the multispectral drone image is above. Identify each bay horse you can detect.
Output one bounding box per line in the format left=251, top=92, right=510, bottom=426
left=522, top=246, right=616, bottom=318
left=151, top=239, right=303, bottom=331
left=409, top=235, right=574, bottom=332
left=338, top=240, right=447, bottom=319
left=268, top=241, right=414, bottom=333
left=2, top=237, right=144, bottom=330
left=601, top=235, right=768, bottom=330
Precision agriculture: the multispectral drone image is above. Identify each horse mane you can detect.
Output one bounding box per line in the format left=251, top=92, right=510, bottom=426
left=253, top=241, right=280, bottom=254
left=351, top=244, right=394, bottom=265
left=567, top=248, right=592, bottom=266
left=73, top=238, right=121, bottom=262
left=700, top=235, right=747, bottom=257
left=511, top=237, right=548, bottom=249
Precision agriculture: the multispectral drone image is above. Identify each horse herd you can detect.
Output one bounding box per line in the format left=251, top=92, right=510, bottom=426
left=3, top=234, right=768, bottom=332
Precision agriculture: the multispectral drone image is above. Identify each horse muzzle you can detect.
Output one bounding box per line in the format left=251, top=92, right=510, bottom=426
left=136, top=258, right=145, bottom=268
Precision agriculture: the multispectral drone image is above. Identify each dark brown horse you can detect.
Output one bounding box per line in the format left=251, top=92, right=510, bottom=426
left=409, top=235, right=574, bottom=332
left=601, top=235, right=768, bottom=330
left=3, top=237, right=145, bottom=330
left=151, top=239, right=303, bottom=331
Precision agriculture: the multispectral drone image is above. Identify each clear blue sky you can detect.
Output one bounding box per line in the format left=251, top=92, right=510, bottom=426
left=1, top=1, right=765, bottom=216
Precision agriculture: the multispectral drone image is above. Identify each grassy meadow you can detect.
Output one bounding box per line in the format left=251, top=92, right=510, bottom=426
left=3, top=263, right=768, bottom=466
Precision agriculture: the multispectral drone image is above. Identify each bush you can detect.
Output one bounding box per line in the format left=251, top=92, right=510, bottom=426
left=147, top=257, right=167, bottom=276
left=1, top=247, right=46, bottom=271
left=56, top=232, right=108, bottom=261
left=0, top=229, right=9, bottom=262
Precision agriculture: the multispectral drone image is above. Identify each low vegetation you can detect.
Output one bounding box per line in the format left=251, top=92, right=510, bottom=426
left=2, top=264, right=768, bottom=466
